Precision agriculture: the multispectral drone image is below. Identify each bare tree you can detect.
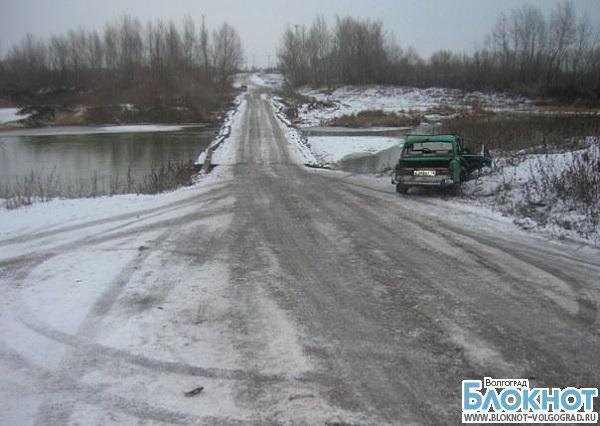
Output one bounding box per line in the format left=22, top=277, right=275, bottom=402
left=103, top=23, right=119, bottom=72
left=199, top=16, right=210, bottom=78
left=546, top=1, right=576, bottom=85
left=277, top=25, right=310, bottom=87
left=333, top=17, right=387, bottom=84
left=118, top=15, right=143, bottom=78
left=182, top=15, right=195, bottom=71
left=88, top=30, right=104, bottom=70
left=49, top=34, right=69, bottom=73
left=211, top=22, right=243, bottom=85
left=510, top=5, right=548, bottom=81
left=307, top=16, right=332, bottom=86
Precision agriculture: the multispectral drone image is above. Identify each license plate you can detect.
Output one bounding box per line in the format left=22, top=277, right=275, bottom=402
left=414, top=170, right=436, bottom=177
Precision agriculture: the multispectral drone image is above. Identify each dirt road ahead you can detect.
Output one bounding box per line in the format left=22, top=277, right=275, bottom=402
left=1, top=83, right=599, bottom=425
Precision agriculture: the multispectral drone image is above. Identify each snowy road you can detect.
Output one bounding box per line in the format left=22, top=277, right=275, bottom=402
left=1, top=81, right=600, bottom=425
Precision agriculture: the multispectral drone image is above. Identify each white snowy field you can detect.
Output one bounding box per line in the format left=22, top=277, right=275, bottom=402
left=250, top=72, right=285, bottom=89
left=460, top=140, right=600, bottom=243
left=297, top=85, right=534, bottom=127
left=0, top=173, right=260, bottom=424
left=0, top=107, right=30, bottom=124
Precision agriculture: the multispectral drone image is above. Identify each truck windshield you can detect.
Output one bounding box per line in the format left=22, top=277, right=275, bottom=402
left=404, top=141, right=453, bottom=155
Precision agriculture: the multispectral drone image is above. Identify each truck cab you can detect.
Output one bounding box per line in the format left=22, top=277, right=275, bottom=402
left=392, top=134, right=491, bottom=194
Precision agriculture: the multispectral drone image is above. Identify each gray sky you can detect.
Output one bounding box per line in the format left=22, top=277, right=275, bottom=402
left=1, top=0, right=599, bottom=67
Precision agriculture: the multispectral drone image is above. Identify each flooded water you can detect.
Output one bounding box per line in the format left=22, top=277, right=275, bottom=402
left=0, top=125, right=215, bottom=193
left=300, top=126, right=410, bottom=138
left=301, top=126, right=409, bottom=173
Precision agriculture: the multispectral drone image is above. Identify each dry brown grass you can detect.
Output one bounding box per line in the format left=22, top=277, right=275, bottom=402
left=7, top=79, right=236, bottom=127
left=53, top=109, right=86, bottom=126
left=424, top=104, right=459, bottom=116
left=0, top=99, right=16, bottom=108
left=327, top=110, right=422, bottom=128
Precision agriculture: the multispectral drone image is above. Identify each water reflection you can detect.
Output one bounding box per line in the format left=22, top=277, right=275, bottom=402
left=0, top=125, right=215, bottom=193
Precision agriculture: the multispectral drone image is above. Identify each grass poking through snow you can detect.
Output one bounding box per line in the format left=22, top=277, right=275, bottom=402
left=0, top=161, right=200, bottom=209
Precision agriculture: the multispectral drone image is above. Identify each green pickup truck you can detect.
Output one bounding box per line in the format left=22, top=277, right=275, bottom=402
left=392, top=134, right=491, bottom=194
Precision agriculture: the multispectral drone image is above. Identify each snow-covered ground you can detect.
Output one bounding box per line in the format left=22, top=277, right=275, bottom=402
left=273, top=92, right=405, bottom=169
left=297, top=85, right=534, bottom=127
left=271, top=96, right=318, bottom=165
left=0, top=172, right=223, bottom=250
left=250, top=72, right=284, bottom=89
left=0, top=169, right=255, bottom=424
left=0, top=107, right=30, bottom=124
left=460, top=140, right=600, bottom=243
left=197, top=94, right=243, bottom=165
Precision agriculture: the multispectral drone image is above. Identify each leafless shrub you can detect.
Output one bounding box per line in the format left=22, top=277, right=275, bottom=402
left=522, top=144, right=599, bottom=238
left=137, top=161, right=198, bottom=194
left=327, top=110, right=422, bottom=128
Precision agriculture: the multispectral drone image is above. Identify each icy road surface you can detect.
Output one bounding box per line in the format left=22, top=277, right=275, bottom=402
left=1, top=79, right=600, bottom=425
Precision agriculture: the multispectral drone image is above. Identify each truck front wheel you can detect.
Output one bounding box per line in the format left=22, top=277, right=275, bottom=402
left=396, top=183, right=409, bottom=194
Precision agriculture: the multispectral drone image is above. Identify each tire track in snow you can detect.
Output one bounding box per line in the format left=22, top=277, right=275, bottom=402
left=0, top=186, right=227, bottom=247
left=0, top=204, right=230, bottom=267
left=17, top=317, right=285, bottom=382
left=338, top=180, right=600, bottom=329
left=32, top=228, right=172, bottom=425
left=0, top=343, right=260, bottom=426
left=17, top=205, right=240, bottom=424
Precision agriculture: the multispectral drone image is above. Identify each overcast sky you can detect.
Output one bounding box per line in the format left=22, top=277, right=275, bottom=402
left=1, top=0, right=599, bottom=67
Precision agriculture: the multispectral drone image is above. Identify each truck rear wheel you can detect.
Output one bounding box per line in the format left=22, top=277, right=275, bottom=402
left=396, top=183, right=409, bottom=194
left=448, top=184, right=461, bottom=196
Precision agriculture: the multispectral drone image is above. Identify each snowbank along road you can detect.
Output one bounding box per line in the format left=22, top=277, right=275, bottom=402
left=1, top=77, right=600, bottom=425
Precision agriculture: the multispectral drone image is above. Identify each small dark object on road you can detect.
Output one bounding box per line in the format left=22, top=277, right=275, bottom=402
left=184, top=386, right=204, bottom=397
left=289, top=393, right=315, bottom=401
left=138, top=245, right=149, bottom=251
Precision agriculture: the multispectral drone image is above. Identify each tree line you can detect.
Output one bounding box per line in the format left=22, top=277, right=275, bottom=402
left=277, top=2, right=600, bottom=103
left=0, top=15, right=243, bottom=101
